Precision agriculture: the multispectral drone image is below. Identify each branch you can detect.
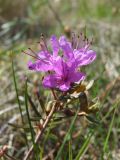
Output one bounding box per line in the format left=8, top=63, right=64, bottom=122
left=24, top=101, right=59, bottom=160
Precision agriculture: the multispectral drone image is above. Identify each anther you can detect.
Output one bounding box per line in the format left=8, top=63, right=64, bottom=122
left=22, top=50, right=38, bottom=60
left=28, top=48, right=37, bottom=56
left=40, top=33, right=48, bottom=50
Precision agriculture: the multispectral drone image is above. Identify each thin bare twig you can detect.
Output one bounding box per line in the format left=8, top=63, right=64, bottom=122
left=51, top=89, right=57, bottom=100
left=24, top=101, right=59, bottom=160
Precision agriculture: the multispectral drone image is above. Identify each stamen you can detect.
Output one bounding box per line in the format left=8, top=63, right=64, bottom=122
left=42, top=76, right=44, bottom=81
left=71, top=32, right=77, bottom=48
left=76, top=33, right=85, bottom=49
left=84, top=35, right=87, bottom=41
left=22, top=50, right=39, bottom=60
left=76, top=35, right=80, bottom=49
left=41, top=33, right=44, bottom=37
left=40, top=42, right=45, bottom=50
left=22, top=50, right=50, bottom=66
left=90, top=37, right=93, bottom=45
left=28, top=48, right=37, bottom=56
left=40, top=33, right=48, bottom=50
left=71, top=32, right=75, bottom=47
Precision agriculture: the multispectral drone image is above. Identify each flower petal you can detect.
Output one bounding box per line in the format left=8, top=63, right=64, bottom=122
left=73, top=49, right=96, bottom=66
left=59, top=82, right=70, bottom=91
left=53, top=57, right=65, bottom=75
left=28, top=61, right=36, bottom=70
left=78, top=51, right=96, bottom=66
left=28, top=60, right=53, bottom=72
left=59, top=36, right=73, bottom=59
left=69, top=72, right=86, bottom=83
left=50, top=35, right=59, bottom=57
left=38, top=51, right=51, bottom=60
left=42, top=74, right=58, bottom=88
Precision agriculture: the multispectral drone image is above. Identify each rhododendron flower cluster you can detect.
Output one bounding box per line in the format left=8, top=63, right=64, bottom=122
left=27, top=33, right=96, bottom=91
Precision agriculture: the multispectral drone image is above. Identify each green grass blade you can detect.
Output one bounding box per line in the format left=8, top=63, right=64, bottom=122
left=12, top=57, right=24, bottom=124
left=75, top=132, right=93, bottom=160
left=55, top=111, right=78, bottom=160
left=24, top=80, right=35, bottom=144
left=69, top=140, right=73, bottom=160
left=103, top=102, right=118, bottom=153
left=102, top=100, right=119, bottom=121
left=28, top=94, right=41, bottom=117
left=12, top=56, right=29, bottom=148
left=25, top=80, right=40, bottom=160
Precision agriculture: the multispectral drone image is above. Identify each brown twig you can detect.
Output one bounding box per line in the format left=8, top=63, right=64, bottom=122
left=0, top=145, right=8, bottom=158
left=24, top=101, right=59, bottom=160
left=51, top=89, right=57, bottom=100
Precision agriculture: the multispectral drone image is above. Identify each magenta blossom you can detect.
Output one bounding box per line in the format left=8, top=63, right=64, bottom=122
left=42, top=58, right=85, bottom=91
left=28, top=35, right=60, bottom=72
left=26, top=33, right=96, bottom=91
left=59, top=33, right=96, bottom=67
left=28, top=34, right=96, bottom=72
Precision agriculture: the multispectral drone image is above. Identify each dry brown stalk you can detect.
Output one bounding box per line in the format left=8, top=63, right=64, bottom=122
left=24, top=101, right=59, bottom=160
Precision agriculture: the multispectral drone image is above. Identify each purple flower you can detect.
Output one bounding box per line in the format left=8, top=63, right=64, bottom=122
left=59, top=33, right=96, bottom=67
left=28, top=34, right=96, bottom=72
left=28, top=35, right=60, bottom=72
left=26, top=33, right=96, bottom=91
left=42, top=58, right=85, bottom=91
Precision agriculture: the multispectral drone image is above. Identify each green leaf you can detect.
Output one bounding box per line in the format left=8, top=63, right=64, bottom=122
left=25, top=80, right=39, bottom=160
left=12, top=56, right=24, bottom=124
left=103, top=102, right=119, bottom=154
left=69, top=140, right=73, bottom=160
left=86, top=115, right=100, bottom=124
left=75, top=132, right=93, bottom=160
left=55, top=110, right=78, bottom=160
left=28, top=94, right=41, bottom=117
left=12, top=54, right=29, bottom=149
left=24, top=80, right=35, bottom=144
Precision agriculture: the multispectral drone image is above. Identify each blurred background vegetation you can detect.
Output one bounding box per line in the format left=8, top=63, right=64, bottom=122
left=0, top=0, right=119, bottom=49
left=0, top=0, right=120, bottom=159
